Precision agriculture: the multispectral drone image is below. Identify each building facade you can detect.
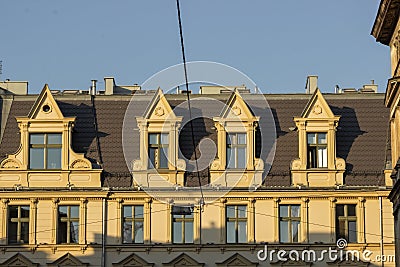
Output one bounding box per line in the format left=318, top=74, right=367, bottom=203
left=372, top=0, right=400, bottom=266
left=0, top=76, right=395, bottom=266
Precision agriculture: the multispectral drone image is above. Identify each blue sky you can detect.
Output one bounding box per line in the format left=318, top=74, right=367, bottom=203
left=1, top=1, right=389, bottom=94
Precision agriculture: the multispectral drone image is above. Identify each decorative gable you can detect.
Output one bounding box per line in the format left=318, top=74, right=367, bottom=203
left=113, top=253, right=154, bottom=267
left=0, top=253, right=39, bottom=267
left=211, top=90, right=263, bottom=187
left=0, top=84, right=102, bottom=188
left=133, top=89, right=185, bottom=187
left=327, top=259, right=369, bottom=267
left=216, top=253, right=258, bottom=267
left=47, top=253, right=88, bottom=267
left=163, top=253, right=204, bottom=267
left=291, top=89, right=345, bottom=187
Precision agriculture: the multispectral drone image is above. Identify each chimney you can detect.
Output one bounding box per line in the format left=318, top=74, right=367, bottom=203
left=360, top=80, right=378, bottom=93
left=305, top=75, right=318, bottom=94
left=0, top=80, right=28, bottom=95
left=90, top=80, right=97, bottom=96
left=104, top=77, right=115, bottom=95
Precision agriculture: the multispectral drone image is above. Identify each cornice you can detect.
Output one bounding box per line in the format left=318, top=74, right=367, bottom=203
left=371, top=0, right=400, bottom=45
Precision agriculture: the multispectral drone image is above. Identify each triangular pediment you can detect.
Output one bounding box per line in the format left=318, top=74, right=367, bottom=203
left=163, top=253, right=204, bottom=267
left=113, top=253, right=154, bottom=267
left=143, top=88, right=177, bottom=120
left=48, top=253, right=88, bottom=267
left=271, top=259, right=311, bottom=266
left=28, top=84, right=65, bottom=120
left=220, top=90, right=257, bottom=121
left=216, top=253, right=258, bottom=266
left=301, top=89, right=335, bottom=119
left=0, top=253, right=39, bottom=267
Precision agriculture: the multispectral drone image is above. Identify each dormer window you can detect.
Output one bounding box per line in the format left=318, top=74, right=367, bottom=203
left=148, top=133, right=169, bottom=169
left=29, top=133, right=62, bottom=170
left=227, top=133, right=247, bottom=169
left=307, top=132, right=327, bottom=168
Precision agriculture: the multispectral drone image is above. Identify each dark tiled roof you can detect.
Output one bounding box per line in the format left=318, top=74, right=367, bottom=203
left=0, top=94, right=390, bottom=187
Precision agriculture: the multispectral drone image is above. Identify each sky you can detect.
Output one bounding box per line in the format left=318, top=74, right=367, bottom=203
left=0, top=1, right=390, bottom=94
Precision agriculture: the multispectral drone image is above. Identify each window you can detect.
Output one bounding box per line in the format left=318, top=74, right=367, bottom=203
left=122, top=205, right=144, bottom=243
left=8, top=206, right=29, bottom=244
left=226, top=205, right=247, bottom=243
left=29, top=133, right=62, bottom=169
left=57, top=205, right=79, bottom=244
left=148, top=133, right=169, bottom=169
left=172, top=209, right=194, bottom=244
left=336, top=204, right=357, bottom=243
left=227, top=133, right=247, bottom=169
left=307, top=132, right=327, bottom=168
left=279, top=205, right=300, bottom=243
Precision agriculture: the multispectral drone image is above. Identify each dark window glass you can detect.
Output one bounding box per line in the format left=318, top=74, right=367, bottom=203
left=336, top=204, right=357, bottom=243
left=279, top=204, right=301, bottom=243
left=123, top=205, right=144, bottom=243
left=307, top=132, right=327, bottom=168
left=226, top=205, right=247, bottom=243
left=148, top=133, right=169, bottom=169
left=57, top=205, right=79, bottom=244
left=8, top=206, right=30, bottom=244
left=29, top=133, right=62, bottom=169
left=227, top=133, right=247, bottom=169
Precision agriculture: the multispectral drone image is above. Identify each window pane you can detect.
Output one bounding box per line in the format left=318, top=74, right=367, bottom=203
left=237, top=148, right=246, bottom=168
left=185, top=221, right=194, bottom=243
left=21, top=222, right=29, bottom=243
left=70, top=206, right=79, bottom=218
left=159, top=147, right=168, bottom=168
left=70, top=221, right=79, bottom=243
left=347, top=205, right=356, bottom=216
left=318, top=147, right=327, bottom=167
left=21, top=206, right=30, bottom=218
left=8, top=222, right=18, bottom=243
left=237, top=133, right=246, bottom=144
left=292, top=221, right=300, bottom=242
left=307, top=133, right=316, bottom=144
left=226, top=221, right=236, bottom=243
left=134, top=206, right=144, bottom=218
left=47, top=147, right=61, bottom=169
left=173, top=221, right=182, bottom=243
left=338, top=220, right=346, bottom=238
left=123, top=206, right=132, bottom=218
left=30, top=148, right=44, bottom=169
left=280, top=221, right=289, bottom=242
left=149, top=134, right=158, bottom=145
left=58, top=206, right=68, bottom=217
left=226, top=206, right=235, bottom=218
left=238, top=221, right=247, bottom=243
left=238, top=206, right=247, bottom=218
left=336, top=205, right=344, bottom=216
left=291, top=205, right=300, bottom=217
left=161, top=134, right=168, bottom=144
left=48, top=134, right=62, bottom=144
left=134, top=221, right=144, bottom=243
left=227, top=148, right=234, bottom=168
left=57, top=221, right=67, bottom=243
left=318, top=133, right=327, bottom=144
left=9, top=206, right=18, bottom=218
left=279, top=205, right=288, bottom=217
left=123, top=222, right=132, bottom=243
left=30, top=134, right=45, bottom=144
left=308, top=147, right=317, bottom=168
left=148, top=148, right=156, bottom=168
left=227, top=134, right=233, bottom=145
left=348, top=221, right=357, bottom=243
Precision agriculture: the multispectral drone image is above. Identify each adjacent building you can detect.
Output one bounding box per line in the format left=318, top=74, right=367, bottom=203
left=372, top=0, right=400, bottom=266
